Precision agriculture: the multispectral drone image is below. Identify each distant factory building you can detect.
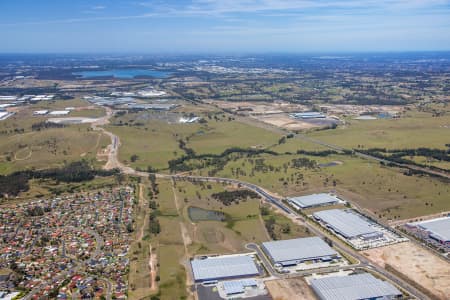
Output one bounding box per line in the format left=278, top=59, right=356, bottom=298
left=0, top=111, right=14, bottom=120
left=127, top=103, right=178, bottom=111
left=0, top=103, right=13, bottom=109
left=261, top=237, right=338, bottom=267
left=190, top=255, right=260, bottom=283
left=310, top=273, right=402, bottom=300
left=33, top=110, right=49, bottom=116
left=0, top=96, right=17, bottom=101
left=179, top=116, right=200, bottom=123
left=407, top=216, right=450, bottom=245
left=290, top=112, right=326, bottom=119
left=288, top=193, right=340, bottom=209
left=49, top=110, right=70, bottom=116
left=313, top=209, right=383, bottom=240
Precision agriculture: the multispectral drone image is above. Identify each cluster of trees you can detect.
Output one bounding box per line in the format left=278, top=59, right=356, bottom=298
left=31, top=121, right=65, bottom=131
left=264, top=217, right=277, bottom=240
left=296, top=149, right=339, bottom=156
left=211, top=189, right=260, bottom=206
left=364, top=147, right=449, bottom=162
left=149, top=211, right=161, bottom=235
left=25, top=205, right=50, bottom=216
left=168, top=146, right=279, bottom=173
left=263, top=216, right=290, bottom=240
left=0, top=160, right=119, bottom=197
left=0, top=172, right=29, bottom=197
left=290, top=157, right=317, bottom=169
left=148, top=174, right=159, bottom=196
left=148, top=174, right=160, bottom=235
left=360, top=147, right=450, bottom=173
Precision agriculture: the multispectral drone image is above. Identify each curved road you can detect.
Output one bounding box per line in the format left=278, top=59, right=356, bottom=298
left=95, top=110, right=430, bottom=300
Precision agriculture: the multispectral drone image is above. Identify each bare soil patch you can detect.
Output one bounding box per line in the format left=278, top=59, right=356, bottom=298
left=362, top=242, right=450, bottom=300
left=266, top=278, right=316, bottom=300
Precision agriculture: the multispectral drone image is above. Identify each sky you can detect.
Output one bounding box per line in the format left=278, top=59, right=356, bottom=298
left=1, top=0, right=450, bottom=53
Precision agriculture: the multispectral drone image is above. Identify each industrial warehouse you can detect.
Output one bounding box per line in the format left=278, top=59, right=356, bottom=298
left=310, top=273, right=402, bottom=300
left=190, top=254, right=260, bottom=283
left=216, top=279, right=268, bottom=299
left=261, top=237, right=341, bottom=271
left=405, top=216, right=450, bottom=252
left=290, top=112, right=326, bottom=119
left=288, top=193, right=342, bottom=209
left=313, top=209, right=407, bottom=249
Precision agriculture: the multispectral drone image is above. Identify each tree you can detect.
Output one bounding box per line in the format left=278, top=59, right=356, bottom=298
left=130, top=154, right=139, bottom=162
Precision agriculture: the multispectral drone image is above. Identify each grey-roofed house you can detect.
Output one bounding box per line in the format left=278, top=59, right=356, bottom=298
left=416, top=217, right=450, bottom=244
left=313, top=209, right=383, bottom=240
left=288, top=193, right=340, bottom=209
left=261, top=237, right=339, bottom=267
left=191, top=255, right=260, bottom=282
left=310, top=273, right=402, bottom=300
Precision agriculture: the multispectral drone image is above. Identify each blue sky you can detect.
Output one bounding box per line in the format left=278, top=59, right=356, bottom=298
left=1, top=0, right=450, bottom=53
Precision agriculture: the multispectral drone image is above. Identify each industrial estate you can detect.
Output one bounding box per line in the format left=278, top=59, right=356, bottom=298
left=0, top=53, right=449, bottom=300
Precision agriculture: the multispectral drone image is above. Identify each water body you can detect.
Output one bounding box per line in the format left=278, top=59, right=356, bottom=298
left=188, top=206, right=225, bottom=222
left=73, top=69, right=171, bottom=79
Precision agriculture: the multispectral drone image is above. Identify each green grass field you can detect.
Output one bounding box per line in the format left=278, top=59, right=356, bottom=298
left=187, top=152, right=450, bottom=220
left=0, top=99, right=110, bottom=175
left=0, top=125, right=109, bottom=174
left=107, top=112, right=282, bottom=171
left=148, top=178, right=311, bottom=299
left=307, top=111, right=450, bottom=150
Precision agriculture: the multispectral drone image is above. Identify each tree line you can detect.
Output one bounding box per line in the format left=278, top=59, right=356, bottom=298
left=0, top=160, right=119, bottom=197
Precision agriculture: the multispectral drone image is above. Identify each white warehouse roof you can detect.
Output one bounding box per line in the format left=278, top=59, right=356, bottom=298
left=49, top=110, right=70, bottom=116
left=416, top=217, right=450, bottom=242
left=191, top=255, right=259, bottom=282
left=311, top=273, right=402, bottom=300
left=222, top=279, right=257, bottom=295
left=262, top=237, right=338, bottom=264
left=289, top=193, right=340, bottom=209
left=313, top=209, right=379, bottom=239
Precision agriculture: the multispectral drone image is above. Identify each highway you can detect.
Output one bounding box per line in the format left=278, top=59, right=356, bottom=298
left=96, top=110, right=431, bottom=300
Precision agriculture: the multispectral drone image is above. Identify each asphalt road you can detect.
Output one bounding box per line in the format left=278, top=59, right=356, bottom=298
left=95, top=110, right=430, bottom=300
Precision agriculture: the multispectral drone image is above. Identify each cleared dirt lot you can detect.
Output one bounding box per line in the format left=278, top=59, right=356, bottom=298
left=265, top=278, right=316, bottom=300
left=362, top=242, right=450, bottom=300
left=257, top=114, right=317, bottom=130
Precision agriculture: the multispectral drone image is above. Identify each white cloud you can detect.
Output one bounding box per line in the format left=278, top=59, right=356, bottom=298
left=92, top=5, right=106, bottom=10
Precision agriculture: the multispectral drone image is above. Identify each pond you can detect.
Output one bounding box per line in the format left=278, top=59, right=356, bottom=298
left=73, top=69, right=171, bottom=79
left=188, top=206, right=225, bottom=222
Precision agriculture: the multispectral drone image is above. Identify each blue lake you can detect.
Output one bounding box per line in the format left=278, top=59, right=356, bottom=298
left=73, top=69, right=171, bottom=79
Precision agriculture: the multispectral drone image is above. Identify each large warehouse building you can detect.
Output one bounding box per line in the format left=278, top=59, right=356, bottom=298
left=313, top=209, right=383, bottom=240
left=408, top=216, right=450, bottom=245
left=190, top=255, right=260, bottom=283
left=261, top=237, right=339, bottom=267
left=310, top=273, right=402, bottom=300
left=288, top=193, right=340, bottom=209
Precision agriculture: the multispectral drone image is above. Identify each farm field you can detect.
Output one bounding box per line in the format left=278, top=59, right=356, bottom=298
left=307, top=111, right=450, bottom=150
left=0, top=99, right=110, bottom=175
left=187, top=152, right=450, bottom=220
left=106, top=112, right=282, bottom=171
left=0, top=124, right=109, bottom=174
